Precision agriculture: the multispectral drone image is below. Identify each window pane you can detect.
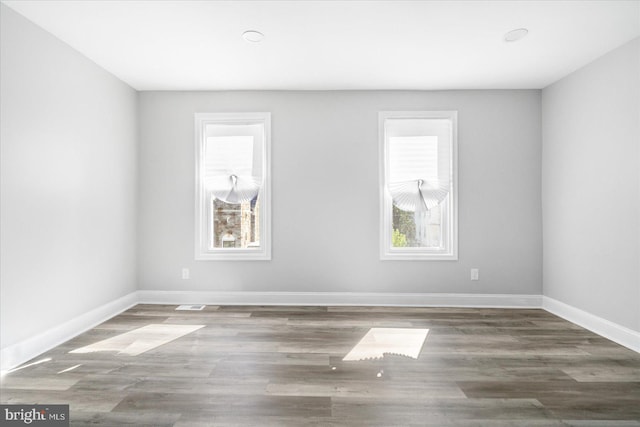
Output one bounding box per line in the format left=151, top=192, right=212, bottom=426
left=211, top=197, right=260, bottom=249
left=392, top=203, right=442, bottom=248
left=205, top=125, right=262, bottom=249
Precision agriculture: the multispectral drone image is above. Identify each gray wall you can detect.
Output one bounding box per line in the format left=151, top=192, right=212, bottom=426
left=542, top=38, right=640, bottom=332
left=138, top=90, right=541, bottom=295
left=0, top=4, right=138, bottom=348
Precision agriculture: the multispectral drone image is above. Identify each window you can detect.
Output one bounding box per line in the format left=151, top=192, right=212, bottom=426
left=195, top=113, right=271, bottom=260
left=379, top=111, right=457, bottom=260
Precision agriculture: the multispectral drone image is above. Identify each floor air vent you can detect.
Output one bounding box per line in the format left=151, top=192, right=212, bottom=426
left=175, top=305, right=206, bottom=311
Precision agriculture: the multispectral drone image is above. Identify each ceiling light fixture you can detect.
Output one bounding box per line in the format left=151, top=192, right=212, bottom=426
left=504, top=28, right=528, bottom=42
left=242, top=30, right=264, bottom=43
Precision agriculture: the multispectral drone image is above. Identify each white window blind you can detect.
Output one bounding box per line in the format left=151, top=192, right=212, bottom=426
left=386, top=122, right=451, bottom=213
left=389, top=136, right=439, bottom=184
left=203, top=135, right=262, bottom=204
left=205, top=136, right=254, bottom=178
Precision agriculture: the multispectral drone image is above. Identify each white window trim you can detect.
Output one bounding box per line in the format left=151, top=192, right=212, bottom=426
left=194, top=112, right=271, bottom=261
left=379, top=111, right=458, bottom=260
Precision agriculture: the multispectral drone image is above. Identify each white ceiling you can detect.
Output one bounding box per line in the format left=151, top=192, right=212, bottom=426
left=3, top=0, right=639, bottom=90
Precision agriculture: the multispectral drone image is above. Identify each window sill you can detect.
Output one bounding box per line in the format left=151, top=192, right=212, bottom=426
left=380, top=251, right=458, bottom=261
left=196, top=249, right=271, bottom=261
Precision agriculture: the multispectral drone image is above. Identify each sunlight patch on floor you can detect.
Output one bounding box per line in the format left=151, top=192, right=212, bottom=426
left=0, top=357, right=52, bottom=377
left=342, top=328, right=429, bottom=361
left=57, top=364, right=82, bottom=374
left=70, top=324, right=204, bottom=356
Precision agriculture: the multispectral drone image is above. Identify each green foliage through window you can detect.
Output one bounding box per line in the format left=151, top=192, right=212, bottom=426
left=392, top=228, right=408, bottom=247
left=392, top=204, right=415, bottom=246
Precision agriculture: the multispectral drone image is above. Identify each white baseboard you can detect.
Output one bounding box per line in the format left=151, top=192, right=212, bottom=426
left=542, top=296, right=640, bottom=353
left=0, top=292, right=138, bottom=372
left=4, top=290, right=538, bottom=371
left=137, top=290, right=543, bottom=308
left=5, top=292, right=636, bottom=372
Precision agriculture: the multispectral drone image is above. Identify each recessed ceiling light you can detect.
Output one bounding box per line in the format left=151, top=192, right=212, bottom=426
left=504, top=28, right=528, bottom=42
left=242, top=30, right=264, bottom=43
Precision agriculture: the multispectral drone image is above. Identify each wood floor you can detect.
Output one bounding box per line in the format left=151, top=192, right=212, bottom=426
left=1, top=305, right=639, bottom=426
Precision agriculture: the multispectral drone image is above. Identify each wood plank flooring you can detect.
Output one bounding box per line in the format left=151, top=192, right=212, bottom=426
left=1, top=305, right=639, bottom=426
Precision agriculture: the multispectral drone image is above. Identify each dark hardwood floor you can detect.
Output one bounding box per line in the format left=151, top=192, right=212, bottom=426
left=1, top=305, right=639, bottom=426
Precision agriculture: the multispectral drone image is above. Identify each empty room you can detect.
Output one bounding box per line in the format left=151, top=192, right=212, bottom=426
left=1, top=0, right=639, bottom=425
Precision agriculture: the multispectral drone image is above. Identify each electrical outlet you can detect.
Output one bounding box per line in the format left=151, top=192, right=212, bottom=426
left=181, top=268, right=190, bottom=280
left=470, top=268, right=479, bottom=281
